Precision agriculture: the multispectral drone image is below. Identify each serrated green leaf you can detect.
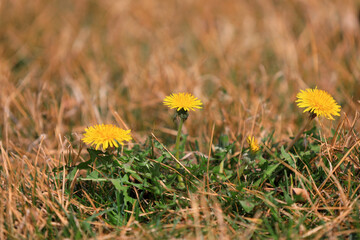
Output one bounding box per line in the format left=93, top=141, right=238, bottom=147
left=265, top=163, right=280, bottom=177
left=280, top=146, right=296, bottom=168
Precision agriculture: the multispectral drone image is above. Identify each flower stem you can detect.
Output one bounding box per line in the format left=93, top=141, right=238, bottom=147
left=286, top=113, right=316, bottom=152
left=174, top=117, right=185, bottom=188
left=175, top=118, right=184, bottom=160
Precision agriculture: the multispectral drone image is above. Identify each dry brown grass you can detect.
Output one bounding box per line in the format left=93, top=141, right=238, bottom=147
left=1, top=0, right=360, bottom=239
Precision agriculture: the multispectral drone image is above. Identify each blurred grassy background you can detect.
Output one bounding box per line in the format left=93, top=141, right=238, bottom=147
left=1, top=0, right=359, bottom=152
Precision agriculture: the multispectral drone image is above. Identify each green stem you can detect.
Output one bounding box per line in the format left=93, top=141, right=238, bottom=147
left=174, top=117, right=185, bottom=188
left=286, top=114, right=316, bottom=152
left=175, top=118, right=184, bottom=160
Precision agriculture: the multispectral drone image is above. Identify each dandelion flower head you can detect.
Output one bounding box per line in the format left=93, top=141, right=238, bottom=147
left=296, top=87, right=341, bottom=120
left=82, top=124, right=132, bottom=150
left=247, top=136, right=260, bottom=153
left=163, top=93, right=203, bottom=112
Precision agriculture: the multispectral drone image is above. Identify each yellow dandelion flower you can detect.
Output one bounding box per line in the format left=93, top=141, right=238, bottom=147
left=82, top=124, right=132, bottom=150
left=247, top=136, right=260, bottom=153
left=296, top=87, right=341, bottom=120
left=163, top=93, right=203, bottom=111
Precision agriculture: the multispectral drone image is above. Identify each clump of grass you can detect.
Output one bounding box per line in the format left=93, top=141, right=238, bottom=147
left=36, top=116, right=360, bottom=239
left=2, top=111, right=360, bottom=238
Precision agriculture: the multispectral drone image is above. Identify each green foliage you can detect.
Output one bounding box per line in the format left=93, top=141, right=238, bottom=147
left=45, top=127, right=360, bottom=238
